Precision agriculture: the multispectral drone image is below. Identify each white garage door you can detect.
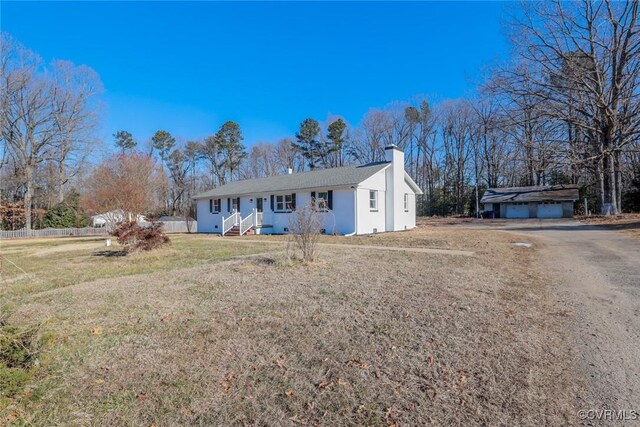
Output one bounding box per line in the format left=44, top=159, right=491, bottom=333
left=537, top=202, right=563, bottom=218
left=506, top=204, right=529, bottom=218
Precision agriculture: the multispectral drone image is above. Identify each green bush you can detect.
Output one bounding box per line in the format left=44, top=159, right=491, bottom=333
left=0, top=324, right=40, bottom=398
left=41, top=190, right=89, bottom=228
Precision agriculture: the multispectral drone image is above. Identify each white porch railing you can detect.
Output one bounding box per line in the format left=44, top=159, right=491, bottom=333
left=239, top=212, right=254, bottom=235
left=221, top=208, right=263, bottom=237
left=222, top=212, right=240, bottom=236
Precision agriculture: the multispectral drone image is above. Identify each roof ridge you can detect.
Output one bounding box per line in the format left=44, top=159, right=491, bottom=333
left=193, top=161, right=391, bottom=199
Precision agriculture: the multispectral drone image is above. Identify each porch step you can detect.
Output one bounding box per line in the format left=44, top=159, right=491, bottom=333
left=224, top=225, right=251, bottom=237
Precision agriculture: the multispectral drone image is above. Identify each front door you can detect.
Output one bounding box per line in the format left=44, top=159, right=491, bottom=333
left=256, top=197, right=263, bottom=213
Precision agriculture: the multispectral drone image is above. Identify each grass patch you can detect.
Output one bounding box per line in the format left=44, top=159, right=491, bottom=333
left=0, top=322, right=52, bottom=403
left=0, top=235, right=272, bottom=315
left=1, top=231, right=579, bottom=426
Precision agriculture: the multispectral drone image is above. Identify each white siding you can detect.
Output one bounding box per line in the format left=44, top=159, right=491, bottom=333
left=396, top=179, right=416, bottom=230
left=198, top=188, right=357, bottom=235
left=357, top=170, right=387, bottom=234
left=196, top=199, right=223, bottom=233
left=327, top=189, right=356, bottom=234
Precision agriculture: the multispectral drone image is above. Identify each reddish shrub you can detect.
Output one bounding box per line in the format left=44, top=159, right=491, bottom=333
left=111, top=221, right=170, bottom=252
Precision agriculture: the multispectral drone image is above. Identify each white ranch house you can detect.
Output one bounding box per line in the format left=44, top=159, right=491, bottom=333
left=194, top=145, right=422, bottom=236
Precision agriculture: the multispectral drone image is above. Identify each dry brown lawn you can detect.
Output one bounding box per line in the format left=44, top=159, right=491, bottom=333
left=1, top=228, right=580, bottom=426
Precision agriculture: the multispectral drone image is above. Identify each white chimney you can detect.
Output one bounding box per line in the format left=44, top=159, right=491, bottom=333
left=385, top=144, right=403, bottom=164
left=287, top=168, right=293, bottom=175
left=384, top=144, right=405, bottom=231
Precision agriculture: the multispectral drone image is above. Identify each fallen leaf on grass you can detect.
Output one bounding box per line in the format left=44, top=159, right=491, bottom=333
left=275, top=358, right=287, bottom=373
left=90, top=326, right=102, bottom=336
left=181, top=407, right=194, bottom=416
left=337, top=378, right=349, bottom=386
left=136, top=392, right=147, bottom=401
left=347, top=359, right=370, bottom=369
left=285, top=389, right=294, bottom=397
left=222, top=372, right=235, bottom=392
left=94, top=379, right=105, bottom=385
left=6, top=411, right=18, bottom=423
left=317, top=380, right=332, bottom=389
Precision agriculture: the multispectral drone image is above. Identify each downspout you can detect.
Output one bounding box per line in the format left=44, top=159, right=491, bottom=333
left=345, top=186, right=358, bottom=237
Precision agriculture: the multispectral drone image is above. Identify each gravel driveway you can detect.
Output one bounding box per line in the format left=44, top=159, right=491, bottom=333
left=463, top=219, right=640, bottom=419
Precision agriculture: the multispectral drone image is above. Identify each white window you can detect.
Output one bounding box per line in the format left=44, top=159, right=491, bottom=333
left=210, top=199, right=221, bottom=213
left=369, top=190, right=378, bottom=211
left=275, top=194, right=294, bottom=212
left=404, top=194, right=409, bottom=211
left=317, top=191, right=328, bottom=211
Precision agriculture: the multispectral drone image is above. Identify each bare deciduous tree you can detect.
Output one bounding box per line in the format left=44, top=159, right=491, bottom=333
left=82, top=153, right=165, bottom=226
left=287, top=203, right=324, bottom=262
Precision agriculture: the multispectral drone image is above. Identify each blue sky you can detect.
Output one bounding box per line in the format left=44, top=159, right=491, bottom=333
left=2, top=1, right=510, bottom=150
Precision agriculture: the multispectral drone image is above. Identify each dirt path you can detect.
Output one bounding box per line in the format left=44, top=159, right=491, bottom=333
left=467, top=220, right=640, bottom=416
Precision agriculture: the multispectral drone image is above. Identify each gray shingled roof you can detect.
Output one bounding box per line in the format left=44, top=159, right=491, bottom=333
left=194, top=162, right=390, bottom=199
left=480, top=185, right=580, bottom=204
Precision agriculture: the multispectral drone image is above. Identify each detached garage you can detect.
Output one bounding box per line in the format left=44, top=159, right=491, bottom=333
left=481, top=185, right=579, bottom=219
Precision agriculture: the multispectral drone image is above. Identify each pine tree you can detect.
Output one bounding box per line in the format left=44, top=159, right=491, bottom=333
left=294, top=118, right=321, bottom=169
left=215, top=121, right=246, bottom=182
left=151, top=130, right=176, bottom=164
left=327, top=118, right=347, bottom=167
left=114, top=130, right=136, bottom=154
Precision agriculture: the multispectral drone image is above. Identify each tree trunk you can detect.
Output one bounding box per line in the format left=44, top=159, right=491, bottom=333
left=58, top=161, right=66, bottom=204
left=24, top=164, right=33, bottom=232
left=600, top=146, right=619, bottom=216
left=595, top=157, right=605, bottom=214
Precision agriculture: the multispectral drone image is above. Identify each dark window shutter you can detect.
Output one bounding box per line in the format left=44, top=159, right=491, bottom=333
left=291, top=193, right=296, bottom=209
left=270, top=195, right=274, bottom=210
left=217, top=199, right=221, bottom=212
left=328, top=190, right=333, bottom=210
left=237, top=197, right=240, bottom=211
left=209, top=199, right=213, bottom=213
left=227, top=198, right=231, bottom=212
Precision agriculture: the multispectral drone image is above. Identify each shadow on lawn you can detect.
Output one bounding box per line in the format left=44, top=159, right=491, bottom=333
left=92, top=250, right=128, bottom=257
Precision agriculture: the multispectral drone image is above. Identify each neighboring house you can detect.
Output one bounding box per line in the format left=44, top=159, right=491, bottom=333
left=480, top=185, right=579, bottom=219
left=193, top=144, right=422, bottom=235
left=91, top=210, right=146, bottom=227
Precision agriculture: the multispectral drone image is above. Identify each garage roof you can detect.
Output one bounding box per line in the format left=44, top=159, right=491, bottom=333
left=480, top=185, right=580, bottom=204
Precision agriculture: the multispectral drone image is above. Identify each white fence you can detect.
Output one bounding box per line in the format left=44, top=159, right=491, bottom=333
left=0, top=220, right=197, bottom=240
left=0, top=227, right=108, bottom=239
